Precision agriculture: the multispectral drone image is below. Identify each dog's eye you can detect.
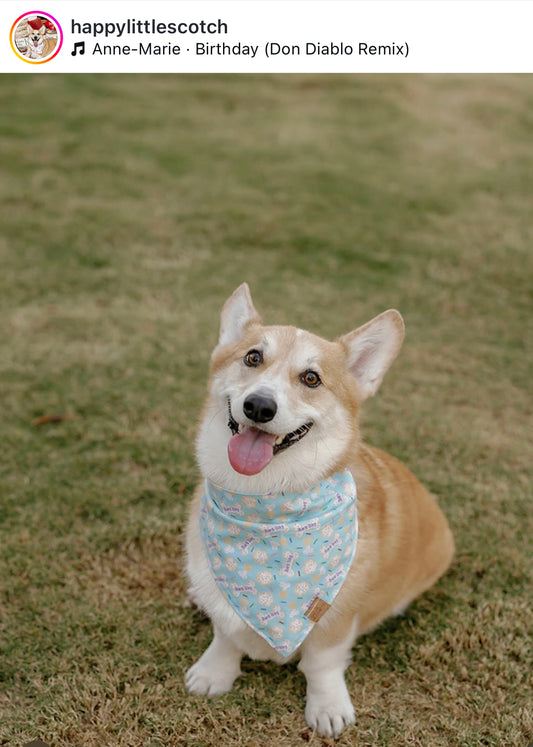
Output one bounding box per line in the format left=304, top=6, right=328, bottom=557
left=300, top=370, right=321, bottom=388
left=244, top=349, right=263, bottom=367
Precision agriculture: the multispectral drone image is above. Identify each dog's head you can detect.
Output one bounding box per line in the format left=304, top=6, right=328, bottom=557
left=28, top=25, right=46, bottom=50
left=196, top=283, right=404, bottom=493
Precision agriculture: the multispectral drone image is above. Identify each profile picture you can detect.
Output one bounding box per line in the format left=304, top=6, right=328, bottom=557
left=10, top=11, right=62, bottom=63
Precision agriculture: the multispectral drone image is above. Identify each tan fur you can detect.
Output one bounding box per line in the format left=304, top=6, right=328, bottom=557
left=312, top=442, right=454, bottom=646
left=42, top=37, right=56, bottom=57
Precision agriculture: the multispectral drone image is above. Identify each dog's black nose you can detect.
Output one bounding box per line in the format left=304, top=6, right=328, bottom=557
left=243, top=393, right=277, bottom=423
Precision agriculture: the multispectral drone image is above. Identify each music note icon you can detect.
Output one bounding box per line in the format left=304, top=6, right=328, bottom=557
left=71, top=41, right=85, bottom=56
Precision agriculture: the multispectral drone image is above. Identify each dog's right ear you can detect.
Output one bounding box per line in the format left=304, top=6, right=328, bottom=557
left=218, top=283, right=262, bottom=346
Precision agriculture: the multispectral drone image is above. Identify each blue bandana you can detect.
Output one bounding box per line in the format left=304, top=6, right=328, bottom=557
left=199, top=469, right=358, bottom=657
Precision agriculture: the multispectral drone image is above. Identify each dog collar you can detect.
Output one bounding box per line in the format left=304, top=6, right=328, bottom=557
left=199, top=469, right=357, bottom=657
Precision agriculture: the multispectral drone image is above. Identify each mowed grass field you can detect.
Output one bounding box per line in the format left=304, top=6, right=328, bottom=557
left=0, top=75, right=531, bottom=747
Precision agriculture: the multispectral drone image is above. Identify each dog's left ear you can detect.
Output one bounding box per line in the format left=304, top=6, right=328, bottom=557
left=218, top=283, right=262, bottom=347
left=338, top=310, right=405, bottom=400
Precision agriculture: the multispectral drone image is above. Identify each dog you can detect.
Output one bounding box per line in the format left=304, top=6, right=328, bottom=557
left=185, top=283, right=454, bottom=738
left=25, top=25, right=56, bottom=60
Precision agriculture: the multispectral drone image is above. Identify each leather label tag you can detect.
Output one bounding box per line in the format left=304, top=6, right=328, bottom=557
left=304, top=596, right=331, bottom=623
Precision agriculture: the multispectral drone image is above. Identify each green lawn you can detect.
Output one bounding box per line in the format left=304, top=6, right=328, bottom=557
left=0, top=74, right=531, bottom=746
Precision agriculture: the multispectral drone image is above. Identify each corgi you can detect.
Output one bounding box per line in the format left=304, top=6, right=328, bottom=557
left=26, top=25, right=56, bottom=59
left=185, top=283, right=454, bottom=738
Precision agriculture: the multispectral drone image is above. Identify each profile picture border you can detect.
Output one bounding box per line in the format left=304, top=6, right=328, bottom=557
left=10, top=10, right=63, bottom=64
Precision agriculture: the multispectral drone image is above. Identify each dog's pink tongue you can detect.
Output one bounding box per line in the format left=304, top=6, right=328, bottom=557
left=228, top=426, right=277, bottom=475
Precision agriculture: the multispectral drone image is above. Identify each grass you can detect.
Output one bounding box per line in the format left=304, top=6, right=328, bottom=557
left=0, top=74, right=531, bottom=746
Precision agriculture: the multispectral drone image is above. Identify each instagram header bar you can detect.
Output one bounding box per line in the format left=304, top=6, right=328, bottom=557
left=3, top=0, right=533, bottom=73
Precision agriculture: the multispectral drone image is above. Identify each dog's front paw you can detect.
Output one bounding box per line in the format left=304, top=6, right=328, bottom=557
left=185, top=657, right=240, bottom=697
left=305, top=691, right=356, bottom=738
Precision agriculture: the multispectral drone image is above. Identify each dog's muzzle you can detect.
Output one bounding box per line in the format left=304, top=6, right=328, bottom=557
left=227, top=399, right=313, bottom=456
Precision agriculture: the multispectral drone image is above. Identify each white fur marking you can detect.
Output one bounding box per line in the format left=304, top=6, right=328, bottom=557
left=299, top=617, right=358, bottom=738
left=185, top=625, right=243, bottom=696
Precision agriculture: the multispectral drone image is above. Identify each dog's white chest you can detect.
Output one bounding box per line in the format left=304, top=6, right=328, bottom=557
left=29, top=37, right=44, bottom=56
left=199, top=470, right=358, bottom=656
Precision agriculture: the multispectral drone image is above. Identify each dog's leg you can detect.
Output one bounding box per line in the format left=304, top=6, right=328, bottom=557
left=298, top=618, right=358, bottom=738
left=185, top=625, right=243, bottom=696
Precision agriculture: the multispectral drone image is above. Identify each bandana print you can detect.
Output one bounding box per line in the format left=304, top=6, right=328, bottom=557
left=199, top=469, right=357, bottom=657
